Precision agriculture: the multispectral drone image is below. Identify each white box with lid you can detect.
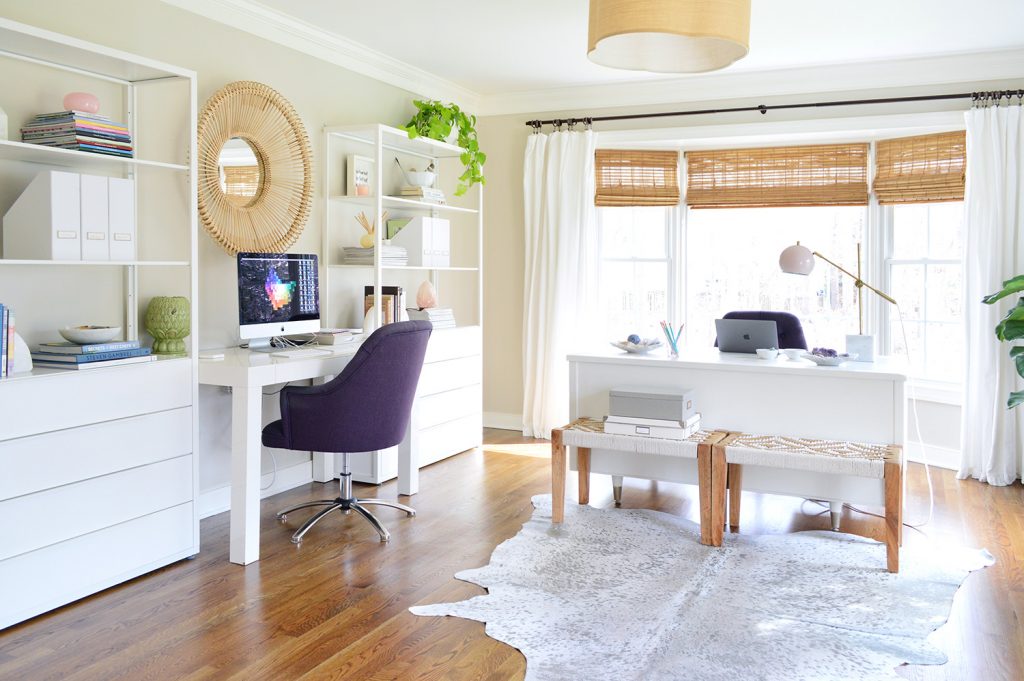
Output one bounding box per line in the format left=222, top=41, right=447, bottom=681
left=609, top=386, right=697, bottom=422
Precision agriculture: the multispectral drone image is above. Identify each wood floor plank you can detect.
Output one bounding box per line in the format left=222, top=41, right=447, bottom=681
left=0, top=429, right=1021, bottom=681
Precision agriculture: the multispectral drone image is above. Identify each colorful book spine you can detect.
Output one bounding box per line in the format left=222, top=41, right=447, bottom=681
left=30, top=347, right=152, bottom=363
left=0, top=305, right=7, bottom=379
left=37, top=340, right=141, bottom=355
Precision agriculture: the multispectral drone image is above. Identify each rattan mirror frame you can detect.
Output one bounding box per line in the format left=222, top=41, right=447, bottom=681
left=197, top=81, right=313, bottom=255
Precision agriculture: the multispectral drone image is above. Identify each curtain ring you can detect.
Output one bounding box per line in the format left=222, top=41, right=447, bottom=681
left=585, top=117, right=593, bottom=130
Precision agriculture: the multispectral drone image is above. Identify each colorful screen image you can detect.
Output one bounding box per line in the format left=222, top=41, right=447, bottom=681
left=237, top=253, right=319, bottom=326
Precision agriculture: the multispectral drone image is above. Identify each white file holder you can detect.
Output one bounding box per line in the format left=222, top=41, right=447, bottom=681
left=2, top=170, right=82, bottom=260
left=107, top=177, right=136, bottom=261
left=80, top=174, right=109, bottom=261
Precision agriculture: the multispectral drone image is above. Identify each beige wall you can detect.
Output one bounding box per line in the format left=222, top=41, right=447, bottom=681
left=0, top=0, right=418, bottom=497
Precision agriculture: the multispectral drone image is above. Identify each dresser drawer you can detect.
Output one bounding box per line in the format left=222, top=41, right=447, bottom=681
left=419, top=412, right=482, bottom=467
left=0, top=454, right=193, bottom=561
left=417, top=384, right=481, bottom=429
left=0, top=407, right=192, bottom=500
left=417, top=356, right=481, bottom=396
left=423, top=325, right=481, bottom=363
left=0, top=358, right=192, bottom=440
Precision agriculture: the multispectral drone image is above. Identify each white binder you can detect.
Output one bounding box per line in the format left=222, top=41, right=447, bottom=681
left=80, top=174, right=109, bottom=261
left=108, top=177, right=136, bottom=261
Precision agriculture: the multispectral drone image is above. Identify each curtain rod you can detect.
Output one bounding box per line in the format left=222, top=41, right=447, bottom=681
left=524, top=89, right=1024, bottom=129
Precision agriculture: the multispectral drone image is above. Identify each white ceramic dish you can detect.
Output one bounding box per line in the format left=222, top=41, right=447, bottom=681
left=802, top=352, right=857, bottom=366
left=782, top=348, right=805, bottom=360
left=755, top=348, right=779, bottom=360
left=59, top=325, right=122, bottom=344
left=610, top=339, right=662, bottom=354
left=405, top=171, right=436, bottom=187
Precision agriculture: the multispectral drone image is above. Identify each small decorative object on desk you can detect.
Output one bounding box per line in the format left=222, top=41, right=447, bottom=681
left=755, top=347, right=779, bottom=360
left=803, top=347, right=857, bottom=366
left=63, top=92, right=100, bottom=114
left=416, top=280, right=438, bottom=309
left=659, top=321, right=683, bottom=358
left=145, top=296, right=190, bottom=355
left=356, top=210, right=386, bottom=249
left=610, top=337, right=662, bottom=354
left=59, top=325, right=121, bottom=344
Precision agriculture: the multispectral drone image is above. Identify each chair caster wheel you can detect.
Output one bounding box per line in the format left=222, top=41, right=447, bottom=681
left=291, top=536, right=302, bottom=544
left=278, top=515, right=287, bottom=522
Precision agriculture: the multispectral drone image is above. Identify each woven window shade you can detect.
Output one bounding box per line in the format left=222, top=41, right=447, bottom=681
left=595, top=149, right=680, bottom=207
left=874, top=131, right=965, bottom=204
left=222, top=165, right=261, bottom=198
left=685, top=143, right=869, bottom=208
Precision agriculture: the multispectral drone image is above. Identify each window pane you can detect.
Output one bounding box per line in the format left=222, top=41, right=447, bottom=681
left=599, top=207, right=667, bottom=259
left=685, top=206, right=865, bottom=351
left=599, top=260, right=668, bottom=341
left=926, top=264, right=962, bottom=322
left=926, top=202, right=963, bottom=259
left=924, top=322, right=963, bottom=382
left=891, top=204, right=929, bottom=259
left=889, top=264, right=925, bottom=320
left=892, top=202, right=963, bottom=259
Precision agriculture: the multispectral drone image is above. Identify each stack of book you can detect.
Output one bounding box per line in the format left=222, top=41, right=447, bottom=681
left=0, top=304, right=15, bottom=379
left=341, top=245, right=408, bottom=266
left=31, top=339, right=155, bottom=370
left=364, top=285, right=405, bottom=325
left=406, top=307, right=456, bottom=329
left=21, top=111, right=133, bottom=158
left=398, top=186, right=445, bottom=204
left=603, top=413, right=702, bottom=440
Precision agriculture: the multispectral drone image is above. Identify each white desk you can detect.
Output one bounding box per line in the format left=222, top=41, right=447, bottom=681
left=198, top=343, right=422, bottom=565
left=568, top=348, right=907, bottom=510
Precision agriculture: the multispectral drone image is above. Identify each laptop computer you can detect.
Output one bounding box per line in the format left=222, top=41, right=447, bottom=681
left=715, top=318, right=779, bottom=354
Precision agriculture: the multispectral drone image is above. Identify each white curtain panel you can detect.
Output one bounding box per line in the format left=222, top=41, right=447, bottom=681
left=522, top=130, right=598, bottom=438
left=959, top=103, right=1024, bottom=485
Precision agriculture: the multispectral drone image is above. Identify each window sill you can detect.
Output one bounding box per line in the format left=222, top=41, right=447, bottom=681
left=907, top=378, right=962, bottom=406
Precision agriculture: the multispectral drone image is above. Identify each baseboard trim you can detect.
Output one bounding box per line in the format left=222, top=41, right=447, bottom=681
left=483, top=411, right=522, bottom=431
left=904, top=441, right=959, bottom=471
left=198, top=460, right=315, bottom=519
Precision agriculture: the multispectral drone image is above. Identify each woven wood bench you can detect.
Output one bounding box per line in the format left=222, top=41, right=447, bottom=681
left=551, top=418, right=729, bottom=546
left=716, top=432, right=904, bottom=572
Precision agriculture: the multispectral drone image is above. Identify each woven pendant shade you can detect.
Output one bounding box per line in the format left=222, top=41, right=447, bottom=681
left=874, top=131, right=966, bottom=204
left=588, top=0, right=751, bottom=73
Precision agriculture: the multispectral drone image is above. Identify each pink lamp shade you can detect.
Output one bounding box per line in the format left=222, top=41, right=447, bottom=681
left=779, top=242, right=815, bottom=275
left=63, top=92, right=100, bottom=114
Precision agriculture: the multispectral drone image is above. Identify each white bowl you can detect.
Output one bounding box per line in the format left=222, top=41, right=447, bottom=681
left=755, top=348, right=779, bottom=360
left=405, top=171, right=436, bottom=188
left=782, top=348, right=805, bottom=360
left=59, top=325, right=122, bottom=344
left=610, top=339, right=662, bottom=354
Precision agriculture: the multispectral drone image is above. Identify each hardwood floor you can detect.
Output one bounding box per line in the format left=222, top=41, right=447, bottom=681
left=1, top=429, right=1021, bottom=680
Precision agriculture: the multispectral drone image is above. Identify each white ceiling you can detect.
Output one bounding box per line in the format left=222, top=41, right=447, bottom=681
left=250, top=0, right=1024, bottom=94
left=164, top=0, right=1024, bottom=114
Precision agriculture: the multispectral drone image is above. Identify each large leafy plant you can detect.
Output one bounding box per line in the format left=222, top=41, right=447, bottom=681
left=403, top=100, right=485, bottom=196
left=982, top=274, right=1024, bottom=408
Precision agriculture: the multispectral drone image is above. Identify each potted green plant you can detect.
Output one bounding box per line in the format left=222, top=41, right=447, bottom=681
left=403, top=100, right=485, bottom=196
left=982, top=274, right=1024, bottom=408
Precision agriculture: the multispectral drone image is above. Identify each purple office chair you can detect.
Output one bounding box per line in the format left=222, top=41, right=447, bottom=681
left=715, top=311, right=808, bottom=350
left=263, top=320, right=433, bottom=544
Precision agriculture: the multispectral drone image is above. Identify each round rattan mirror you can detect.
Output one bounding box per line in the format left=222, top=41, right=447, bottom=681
left=197, top=81, right=313, bottom=255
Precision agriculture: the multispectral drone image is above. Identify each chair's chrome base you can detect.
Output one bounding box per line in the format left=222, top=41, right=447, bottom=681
left=276, top=452, right=416, bottom=544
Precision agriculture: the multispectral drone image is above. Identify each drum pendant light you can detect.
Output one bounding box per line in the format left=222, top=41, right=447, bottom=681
left=588, top=0, right=751, bottom=73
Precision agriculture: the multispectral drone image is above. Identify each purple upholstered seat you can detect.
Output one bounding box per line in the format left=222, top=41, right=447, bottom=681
left=262, top=320, right=433, bottom=454
left=714, top=311, right=808, bottom=350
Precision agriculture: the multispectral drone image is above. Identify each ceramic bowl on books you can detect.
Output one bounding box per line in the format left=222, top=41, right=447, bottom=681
left=405, top=171, right=436, bottom=188
left=610, top=339, right=662, bottom=354
left=802, top=352, right=857, bottom=366
left=59, top=325, right=121, bottom=344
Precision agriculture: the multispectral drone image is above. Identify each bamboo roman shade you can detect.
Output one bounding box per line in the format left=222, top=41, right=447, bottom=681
left=873, top=131, right=966, bottom=204
left=685, top=143, right=870, bottom=208
left=595, top=149, right=680, bottom=206
left=222, top=165, right=261, bottom=198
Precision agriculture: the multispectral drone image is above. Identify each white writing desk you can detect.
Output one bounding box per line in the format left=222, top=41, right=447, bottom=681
left=198, top=343, right=421, bottom=565
left=568, top=348, right=907, bottom=508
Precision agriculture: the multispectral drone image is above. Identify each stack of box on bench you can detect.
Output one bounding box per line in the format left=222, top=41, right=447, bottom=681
left=604, top=386, right=701, bottom=440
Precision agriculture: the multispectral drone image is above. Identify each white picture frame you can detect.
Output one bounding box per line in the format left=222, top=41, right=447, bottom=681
left=346, top=154, right=374, bottom=197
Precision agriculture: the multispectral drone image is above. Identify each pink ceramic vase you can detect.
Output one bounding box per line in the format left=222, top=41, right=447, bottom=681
left=63, top=92, right=100, bottom=114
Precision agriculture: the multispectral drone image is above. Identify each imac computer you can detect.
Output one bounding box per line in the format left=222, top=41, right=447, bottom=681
left=237, top=252, right=320, bottom=351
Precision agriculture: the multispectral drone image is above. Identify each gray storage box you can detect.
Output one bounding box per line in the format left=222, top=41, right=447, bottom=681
left=609, top=386, right=697, bottom=422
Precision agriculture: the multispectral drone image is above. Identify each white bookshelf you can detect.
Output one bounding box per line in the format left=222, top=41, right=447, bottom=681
left=0, top=18, right=199, bottom=629
left=322, top=124, right=483, bottom=483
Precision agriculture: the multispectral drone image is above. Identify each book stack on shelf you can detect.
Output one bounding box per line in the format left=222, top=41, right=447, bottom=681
left=0, top=304, right=15, bottom=379
left=341, top=245, right=408, bottom=266
left=364, top=285, right=405, bottom=324
left=21, top=110, right=133, bottom=158
left=31, top=339, right=155, bottom=371
left=406, top=307, right=456, bottom=329
left=398, top=185, right=445, bottom=204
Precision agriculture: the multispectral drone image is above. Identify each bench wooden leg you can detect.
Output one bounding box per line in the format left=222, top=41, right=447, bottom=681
left=551, top=429, right=566, bottom=524
left=884, top=456, right=903, bottom=573
left=697, top=442, right=714, bottom=546
left=727, top=463, right=742, bottom=530
left=578, top=447, right=591, bottom=505
left=710, top=444, right=727, bottom=546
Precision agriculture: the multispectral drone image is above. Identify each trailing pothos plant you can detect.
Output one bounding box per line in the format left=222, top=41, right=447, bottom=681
left=403, top=100, right=485, bottom=196
left=982, top=274, right=1024, bottom=408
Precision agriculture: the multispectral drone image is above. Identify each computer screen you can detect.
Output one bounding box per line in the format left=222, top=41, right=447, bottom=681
left=236, top=252, right=320, bottom=345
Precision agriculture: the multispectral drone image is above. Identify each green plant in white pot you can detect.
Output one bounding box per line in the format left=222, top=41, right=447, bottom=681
left=403, top=100, right=485, bottom=196
left=983, top=274, right=1024, bottom=408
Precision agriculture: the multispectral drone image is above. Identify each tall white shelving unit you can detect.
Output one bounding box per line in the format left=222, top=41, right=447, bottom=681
left=323, top=124, right=483, bottom=484
left=0, top=19, right=199, bottom=629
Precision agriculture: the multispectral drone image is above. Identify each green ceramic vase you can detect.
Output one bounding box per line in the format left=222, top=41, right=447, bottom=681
left=145, top=296, right=190, bottom=355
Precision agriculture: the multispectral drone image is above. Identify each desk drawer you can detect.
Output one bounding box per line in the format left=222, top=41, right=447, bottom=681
left=418, top=356, right=481, bottom=396
left=419, top=412, right=482, bottom=467
left=0, top=358, right=191, bottom=440
left=424, top=325, right=481, bottom=363
left=0, top=454, right=193, bottom=561
left=417, top=384, right=481, bottom=429
left=0, top=407, right=192, bottom=500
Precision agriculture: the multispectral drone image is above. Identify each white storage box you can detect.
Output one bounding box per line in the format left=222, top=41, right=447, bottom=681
left=389, top=216, right=450, bottom=267
left=609, top=386, right=697, bottom=422
left=3, top=170, right=81, bottom=260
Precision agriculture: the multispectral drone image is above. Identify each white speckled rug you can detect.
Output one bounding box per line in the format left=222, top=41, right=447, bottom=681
left=411, top=495, right=992, bottom=681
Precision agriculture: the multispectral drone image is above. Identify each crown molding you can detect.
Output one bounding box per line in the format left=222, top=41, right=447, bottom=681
left=478, top=48, right=1024, bottom=117
left=160, top=0, right=482, bottom=109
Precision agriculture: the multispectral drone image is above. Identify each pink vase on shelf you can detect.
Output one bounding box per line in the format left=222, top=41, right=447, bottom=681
left=63, top=92, right=100, bottom=114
